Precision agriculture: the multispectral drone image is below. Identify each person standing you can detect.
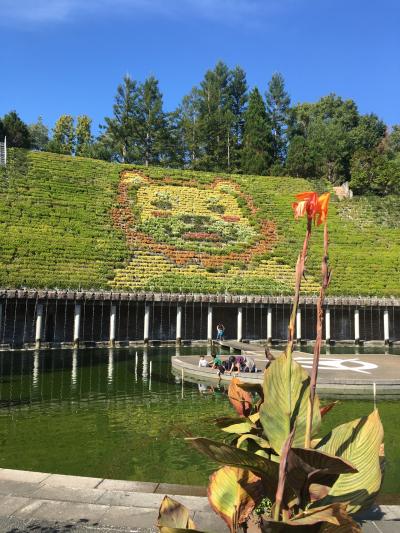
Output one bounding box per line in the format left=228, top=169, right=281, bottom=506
left=216, top=323, right=225, bottom=341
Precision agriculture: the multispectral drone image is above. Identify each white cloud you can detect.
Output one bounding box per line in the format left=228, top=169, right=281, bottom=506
left=1, top=0, right=290, bottom=26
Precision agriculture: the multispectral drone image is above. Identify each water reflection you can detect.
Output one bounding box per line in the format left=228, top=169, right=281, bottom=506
left=71, top=349, right=78, bottom=389
left=32, top=350, right=39, bottom=390
left=107, top=348, right=114, bottom=386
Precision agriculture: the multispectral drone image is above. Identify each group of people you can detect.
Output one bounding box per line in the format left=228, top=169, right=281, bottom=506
left=198, top=352, right=257, bottom=375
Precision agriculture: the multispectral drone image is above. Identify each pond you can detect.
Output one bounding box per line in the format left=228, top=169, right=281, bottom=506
left=0, top=347, right=398, bottom=497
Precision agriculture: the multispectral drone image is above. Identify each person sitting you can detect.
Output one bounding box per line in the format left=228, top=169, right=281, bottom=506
left=198, top=355, right=209, bottom=367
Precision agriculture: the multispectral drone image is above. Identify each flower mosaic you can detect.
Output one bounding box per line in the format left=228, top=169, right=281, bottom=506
left=110, top=170, right=320, bottom=293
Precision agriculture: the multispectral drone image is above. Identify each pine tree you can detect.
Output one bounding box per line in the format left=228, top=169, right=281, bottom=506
left=76, top=115, right=93, bottom=157
left=2, top=111, right=31, bottom=148
left=266, top=73, right=290, bottom=166
left=228, top=66, right=248, bottom=171
left=136, top=76, right=166, bottom=166
left=104, top=75, right=141, bottom=162
left=197, top=61, right=232, bottom=170
left=48, top=115, right=75, bottom=155
left=241, top=88, right=273, bottom=175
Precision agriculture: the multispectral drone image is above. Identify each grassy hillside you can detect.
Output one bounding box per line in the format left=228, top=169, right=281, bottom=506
left=0, top=149, right=399, bottom=296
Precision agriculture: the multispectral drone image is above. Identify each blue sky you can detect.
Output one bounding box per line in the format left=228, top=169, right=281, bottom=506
left=1, top=0, right=399, bottom=133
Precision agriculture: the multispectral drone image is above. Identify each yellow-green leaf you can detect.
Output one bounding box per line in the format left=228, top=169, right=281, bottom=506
left=315, top=409, right=384, bottom=514
left=208, top=466, right=263, bottom=530
left=157, top=496, right=199, bottom=531
left=259, top=353, right=321, bottom=453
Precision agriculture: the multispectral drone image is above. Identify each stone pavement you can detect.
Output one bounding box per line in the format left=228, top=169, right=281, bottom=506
left=0, top=468, right=398, bottom=532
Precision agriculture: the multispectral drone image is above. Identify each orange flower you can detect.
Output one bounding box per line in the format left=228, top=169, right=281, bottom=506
left=292, top=191, right=318, bottom=220
left=315, top=192, right=330, bottom=225
left=292, top=191, right=330, bottom=225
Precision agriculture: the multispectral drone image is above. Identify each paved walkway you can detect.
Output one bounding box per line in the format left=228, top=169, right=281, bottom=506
left=0, top=469, right=397, bottom=532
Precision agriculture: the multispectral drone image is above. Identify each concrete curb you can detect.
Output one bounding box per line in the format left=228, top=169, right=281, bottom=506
left=0, top=469, right=398, bottom=532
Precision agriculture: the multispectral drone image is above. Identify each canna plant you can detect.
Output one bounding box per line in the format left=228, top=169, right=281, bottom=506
left=157, top=190, right=384, bottom=533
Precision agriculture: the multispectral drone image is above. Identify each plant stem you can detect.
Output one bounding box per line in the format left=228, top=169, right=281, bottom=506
left=273, top=427, right=295, bottom=521
left=286, top=217, right=312, bottom=359
left=305, top=223, right=331, bottom=448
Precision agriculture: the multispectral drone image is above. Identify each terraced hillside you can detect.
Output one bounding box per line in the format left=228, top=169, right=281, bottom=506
left=1, top=149, right=399, bottom=296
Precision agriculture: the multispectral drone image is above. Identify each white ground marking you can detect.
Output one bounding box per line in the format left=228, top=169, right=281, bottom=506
left=294, top=356, right=378, bottom=374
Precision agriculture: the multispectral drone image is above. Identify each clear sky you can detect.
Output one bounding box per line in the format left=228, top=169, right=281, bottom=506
left=1, top=0, right=399, bottom=133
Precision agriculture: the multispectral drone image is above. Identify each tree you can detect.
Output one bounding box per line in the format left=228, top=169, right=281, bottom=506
left=176, top=87, right=202, bottom=166
left=388, top=125, right=400, bottom=154
left=104, top=75, right=141, bottom=162
left=265, top=73, right=290, bottom=165
left=197, top=61, right=232, bottom=170
left=350, top=113, right=386, bottom=151
left=287, top=94, right=386, bottom=185
left=286, top=135, right=315, bottom=178
left=75, top=115, right=93, bottom=157
left=241, top=88, right=272, bottom=175
left=350, top=149, right=400, bottom=195
left=48, top=115, right=75, bottom=155
left=136, top=76, right=167, bottom=166
left=1, top=111, right=31, bottom=148
left=28, top=116, right=49, bottom=151
left=227, top=66, right=248, bottom=171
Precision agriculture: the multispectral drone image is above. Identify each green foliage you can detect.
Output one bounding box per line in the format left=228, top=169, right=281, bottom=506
left=287, top=94, right=386, bottom=185
left=75, top=115, right=93, bottom=157
left=1, top=110, right=31, bottom=148
left=159, top=361, right=381, bottom=531
left=28, top=116, right=49, bottom=151
left=2, top=149, right=400, bottom=296
left=48, top=114, right=75, bottom=155
left=241, top=88, right=273, bottom=175
left=0, top=149, right=128, bottom=289
left=266, top=73, right=290, bottom=165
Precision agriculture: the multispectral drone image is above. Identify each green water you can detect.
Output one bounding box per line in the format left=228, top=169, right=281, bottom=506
left=0, top=347, right=398, bottom=494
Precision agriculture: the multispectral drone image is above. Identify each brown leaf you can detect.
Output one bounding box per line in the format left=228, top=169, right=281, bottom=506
left=228, top=378, right=253, bottom=417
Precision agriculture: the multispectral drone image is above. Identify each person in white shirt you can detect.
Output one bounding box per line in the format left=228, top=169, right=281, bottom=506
left=198, top=355, right=209, bottom=367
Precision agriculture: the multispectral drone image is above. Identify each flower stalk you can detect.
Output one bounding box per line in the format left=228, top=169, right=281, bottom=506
left=305, top=222, right=331, bottom=447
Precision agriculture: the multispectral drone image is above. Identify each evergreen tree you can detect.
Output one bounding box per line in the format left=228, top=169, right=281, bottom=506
left=28, top=116, right=49, bottom=151
left=1, top=111, right=31, bottom=148
left=163, top=110, right=185, bottom=168
left=104, top=75, right=141, bottom=162
left=228, top=66, right=248, bottom=171
left=197, top=61, right=232, bottom=170
left=75, top=115, right=93, bottom=157
left=286, top=135, right=315, bottom=178
left=265, top=73, right=290, bottom=166
left=48, top=115, right=75, bottom=155
left=241, top=88, right=272, bottom=175
left=136, top=76, right=166, bottom=166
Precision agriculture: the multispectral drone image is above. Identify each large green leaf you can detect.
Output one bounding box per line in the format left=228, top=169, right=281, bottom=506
left=187, top=437, right=279, bottom=479
left=259, top=353, right=321, bottom=453
left=314, top=409, right=384, bottom=514
left=208, top=466, right=263, bottom=531
left=215, top=417, right=255, bottom=434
